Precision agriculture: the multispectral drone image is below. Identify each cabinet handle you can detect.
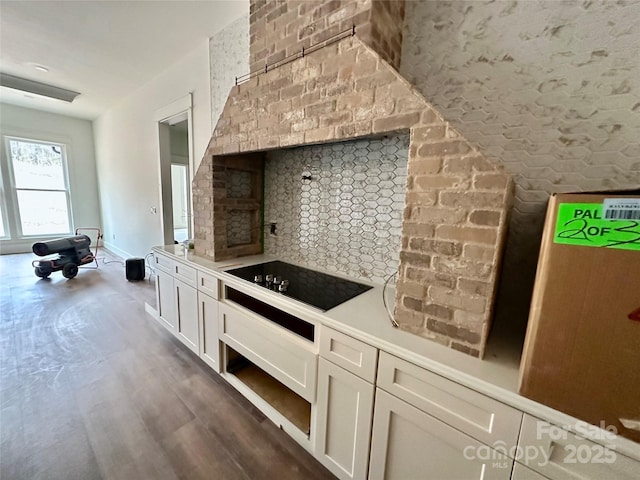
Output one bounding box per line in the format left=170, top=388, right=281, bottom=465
left=201, top=302, right=206, bottom=350
left=157, top=277, right=162, bottom=315
left=176, top=286, right=181, bottom=330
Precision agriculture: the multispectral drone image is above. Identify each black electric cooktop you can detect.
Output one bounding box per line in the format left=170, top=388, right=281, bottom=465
left=226, top=261, right=372, bottom=311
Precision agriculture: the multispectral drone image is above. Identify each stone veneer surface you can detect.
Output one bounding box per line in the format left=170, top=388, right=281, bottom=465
left=210, top=14, right=250, bottom=129
left=400, top=0, right=640, bottom=333
left=194, top=33, right=513, bottom=358
left=264, top=135, right=409, bottom=284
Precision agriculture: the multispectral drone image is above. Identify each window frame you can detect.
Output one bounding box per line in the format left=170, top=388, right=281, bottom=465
left=1, top=135, right=74, bottom=239
left=0, top=165, right=8, bottom=239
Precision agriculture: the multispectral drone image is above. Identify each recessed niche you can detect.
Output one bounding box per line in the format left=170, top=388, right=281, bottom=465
left=227, top=168, right=253, bottom=198
left=227, top=210, right=252, bottom=246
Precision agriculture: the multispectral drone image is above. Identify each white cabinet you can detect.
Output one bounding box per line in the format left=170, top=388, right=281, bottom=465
left=369, top=389, right=513, bottom=480
left=319, top=327, right=378, bottom=383
left=315, top=357, right=374, bottom=480
left=151, top=249, right=640, bottom=480
left=377, top=352, right=522, bottom=455
left=198, top=292, right=220, bottom=372
left=174, top=279, right=198, bottom=354
left=156, top=268, right=176, bottom=331
left=218, top=302, right=317, bottom=402
left=197, top=270, right=219, bottom=299
left=517, top=415, right=639, bottom=480
left=316, top=327, right=378, bottom=480
left=153, top=252, right=199, bottom=354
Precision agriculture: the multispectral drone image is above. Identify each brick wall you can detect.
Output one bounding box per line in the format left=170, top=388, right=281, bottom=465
left=249, top=0, right=404, bottom=73
left=194, top=34, right=512, bottom=357
left=193, top=152, right=264, bottom=260
left=369, top=0, right=405, bottom=68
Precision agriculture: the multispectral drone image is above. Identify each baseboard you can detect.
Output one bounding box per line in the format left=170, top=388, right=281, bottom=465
left=102, top=241, right=133, bottom=261
left=145, top=302, right=159, bottom=319
left=0, top=240, right=36, bottom=254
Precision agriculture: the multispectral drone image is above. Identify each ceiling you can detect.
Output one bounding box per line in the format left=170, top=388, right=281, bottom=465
left=0, top=0, right=247, bottom=120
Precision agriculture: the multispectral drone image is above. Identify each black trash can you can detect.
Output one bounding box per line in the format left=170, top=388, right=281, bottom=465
left=125, top=258, right=145, bottom=281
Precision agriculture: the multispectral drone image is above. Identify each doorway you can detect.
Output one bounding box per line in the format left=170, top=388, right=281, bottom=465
left=171, top=162, right=189, bottom=242
left=157, top=107, right=193, bottom=246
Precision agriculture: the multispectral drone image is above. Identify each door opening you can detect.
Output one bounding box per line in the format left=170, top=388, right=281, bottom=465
left=158, top=109, right=193, bottom=245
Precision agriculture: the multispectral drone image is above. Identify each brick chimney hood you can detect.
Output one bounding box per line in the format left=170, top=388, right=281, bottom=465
left=193, top=0, right=513, bottom=358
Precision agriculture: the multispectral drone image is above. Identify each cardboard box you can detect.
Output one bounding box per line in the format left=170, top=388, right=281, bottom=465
left=519, top=190, right=640, bottom=443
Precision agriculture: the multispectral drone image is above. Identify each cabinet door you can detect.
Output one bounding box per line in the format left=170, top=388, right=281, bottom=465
left=369, top=389, right=512, bottom=480
left=377, top=352, right=522, bottom=454
left=517, top=415, right=640, bottom=480
left=174, top=279, right=198, bottom=354
left=198, top=292, right=220, bottom=372
left=315, top=358, right=374, bottom=480
left=156, top=268, right=176, bottom=331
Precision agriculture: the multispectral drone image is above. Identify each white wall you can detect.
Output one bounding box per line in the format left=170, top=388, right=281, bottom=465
left=169, top=126, right=189, bottom=162
left=0, top=103, right=101, bottom=254
left=94, top=40, right=212, bottom=258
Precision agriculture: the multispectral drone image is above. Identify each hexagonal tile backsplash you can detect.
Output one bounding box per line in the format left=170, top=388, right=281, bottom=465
left=227, top=209, right=252, bottom=246
left=227, top=169, right=252, bottom=198
left=264, top=135, right=409, bottom=284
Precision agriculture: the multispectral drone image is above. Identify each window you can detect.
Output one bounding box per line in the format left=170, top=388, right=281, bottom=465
left=0, top=203, right=6, bottom=238
left=1, top=136, right=73, bottom=239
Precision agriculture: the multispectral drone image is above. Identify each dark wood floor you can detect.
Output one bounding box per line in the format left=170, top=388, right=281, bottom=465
left=0, top=252, right=336, bottom=480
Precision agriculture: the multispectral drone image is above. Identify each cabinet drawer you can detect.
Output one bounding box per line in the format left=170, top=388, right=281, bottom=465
left=197, top=270, right=219, bottom=299
left=173, top=261, right=196, bottom=287
left=518, top=414, right=639, bottom=480
left=218, top=303, right=317, bottom=402
left=377, top=352, right=522, bottom=454
left=154, top=251, right=174, bottom=274
left=153, top=252, right=197, bottom=288
left=319, top=326, right=377, bottom=383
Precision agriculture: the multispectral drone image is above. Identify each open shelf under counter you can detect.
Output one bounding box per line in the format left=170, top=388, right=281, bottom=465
left=229, top=356, right=311, bottom=434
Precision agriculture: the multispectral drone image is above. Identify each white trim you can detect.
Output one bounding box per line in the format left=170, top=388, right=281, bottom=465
left=145, top=302, right=159, bottom=319
left=102, top=240, right=133, bottom=260
left=154, top=94, right=192, bottom=123
left=156, top=93, right=195, bottom=244
left=0, top=239, right=35, bottom=254
left=186, top=107, right=195, bottom=239
left=0, top=157, right=8, bottom=240
left=1, top=135, right=74, bottom=240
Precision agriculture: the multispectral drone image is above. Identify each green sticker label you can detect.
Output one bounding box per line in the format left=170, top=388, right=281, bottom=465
left=554, top=203, right=640, bottom=251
